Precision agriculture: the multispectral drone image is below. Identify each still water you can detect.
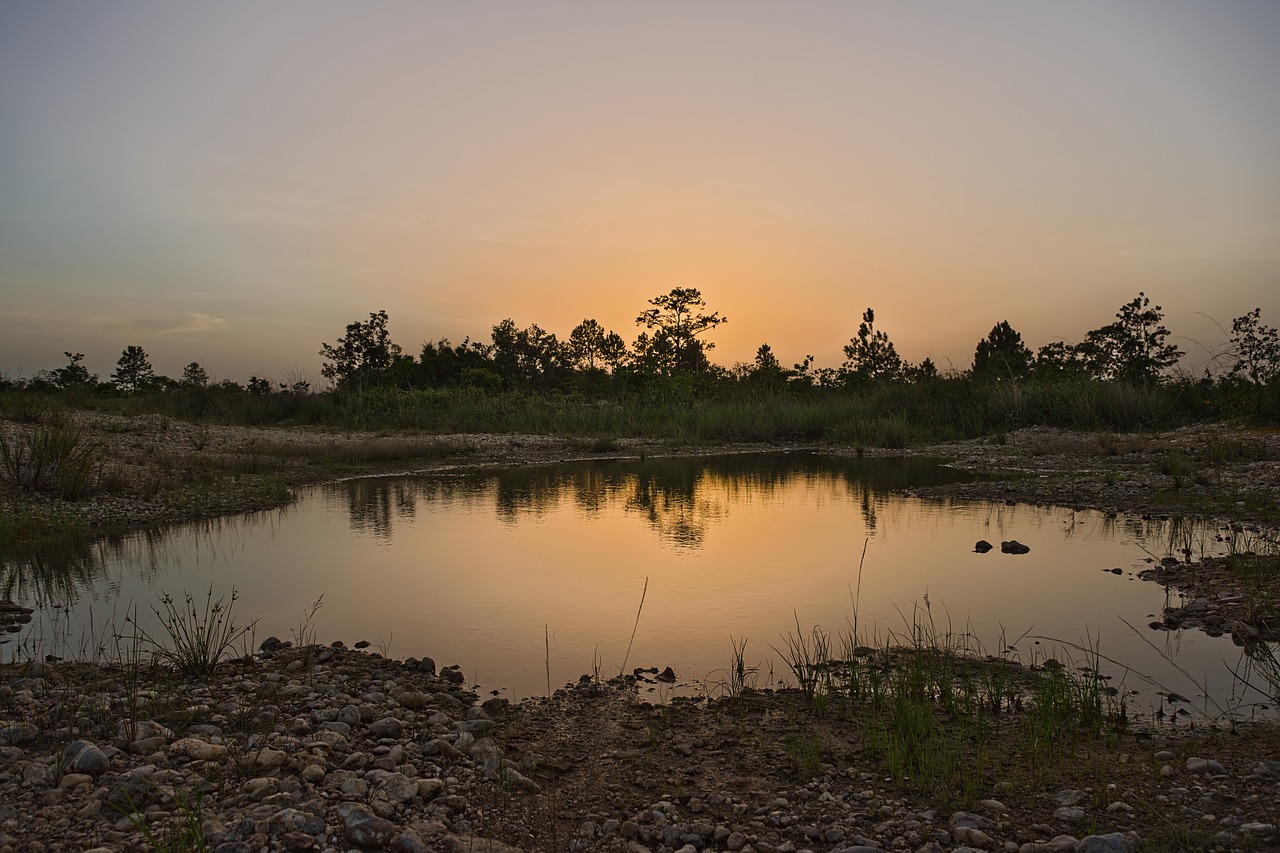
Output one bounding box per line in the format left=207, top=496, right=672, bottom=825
left=2, top=453, right=1272, bottom=716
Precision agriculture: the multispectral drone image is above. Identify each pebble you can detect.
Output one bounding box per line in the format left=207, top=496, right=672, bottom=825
left=0, top=641, right=1273, bottom=853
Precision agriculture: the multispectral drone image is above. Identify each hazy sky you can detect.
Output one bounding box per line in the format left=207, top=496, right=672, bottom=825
left=2, top=2, right=1278, bottom=384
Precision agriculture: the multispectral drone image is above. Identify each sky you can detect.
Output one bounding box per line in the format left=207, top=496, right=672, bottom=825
left=2, top=1, right=1278, bottom=385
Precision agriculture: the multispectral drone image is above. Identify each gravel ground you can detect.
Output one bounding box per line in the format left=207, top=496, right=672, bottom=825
left=2, top=414, right=1279, bottom=851
left=1, top=644, right=1278, bottom=853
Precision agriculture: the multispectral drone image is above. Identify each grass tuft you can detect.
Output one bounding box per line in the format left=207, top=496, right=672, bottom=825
left=127, top=585, right=258, bottom=680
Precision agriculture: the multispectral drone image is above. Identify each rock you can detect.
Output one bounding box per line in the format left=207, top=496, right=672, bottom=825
left=954, top=826, right=995, bottom=848
left=107, top=765, right=160, bottom=807
left=170, top=737, right=229, bottom=762
left=1054, top=807, right=1086, bottom=825
left=374, top=772, right=419, bottom=804
left=1001, top=540, right=1031, bottom=554
left=391, top=829, right=432, bottom=853
left=342, top=804, right=398, bottom=847
left=0, top=723, right=38, bottom=745
left=1050, top=790, right=1085, bottom=807
left=58, top=772, right=94, bottom=789
left=369, top=717, right=404, bottom=739
left=61, top=740, right=109, bottom=776
left=395, top=690, right=434, bottom=709
left=656, top=666, right=677, bottom=683
left=1018, top=838, right=1077, bottom=853
left=252, top=748, right=288, bottom=771
left=950, top=811, right=996, bottom=831
left=1186, top=757, right=1227, bottom=775
left=975, top=540, right=994, bottom=553
left=1075, top=832, right=1136, bottom=852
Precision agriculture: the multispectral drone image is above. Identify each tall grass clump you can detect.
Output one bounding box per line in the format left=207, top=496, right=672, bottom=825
left=127, top=585, right=258, bottom=680
left=0, top=410, right=101, bottom=499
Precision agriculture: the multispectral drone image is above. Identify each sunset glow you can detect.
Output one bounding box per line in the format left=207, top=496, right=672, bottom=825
left=2, top=2, right=1278, bottom=382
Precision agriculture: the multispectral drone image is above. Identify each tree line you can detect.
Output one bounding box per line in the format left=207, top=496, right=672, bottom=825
left=5, top=288, right=1278, bottom=399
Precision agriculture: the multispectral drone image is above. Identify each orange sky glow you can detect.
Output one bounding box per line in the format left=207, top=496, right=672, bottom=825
left=1, top=2, right=1277, bottom=383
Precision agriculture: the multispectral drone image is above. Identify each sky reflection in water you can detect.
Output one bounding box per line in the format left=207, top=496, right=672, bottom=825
left=2, top=453, right=1272, bottom=718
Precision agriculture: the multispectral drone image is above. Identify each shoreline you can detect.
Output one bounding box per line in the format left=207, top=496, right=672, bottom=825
left=2, top=413, right=1279, bottom=850
left=2, top=640, right=1279, bottom=852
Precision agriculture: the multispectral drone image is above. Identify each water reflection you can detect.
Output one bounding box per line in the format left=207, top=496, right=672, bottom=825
left=329, top=453, right=981, bottom=548
left=0, top=453, right=1273, bottom=713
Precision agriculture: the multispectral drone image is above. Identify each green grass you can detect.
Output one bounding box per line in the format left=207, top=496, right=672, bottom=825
left=773, top=603, right=1122, bottom=809
left=9, top=369, right=1269, bottom=448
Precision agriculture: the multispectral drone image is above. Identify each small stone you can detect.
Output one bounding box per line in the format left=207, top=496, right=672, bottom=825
left=170, top=737, right=229, bottom=762
left=343, top=805, right=397, bottom=847
left=58, top=773, right=94, bottom=789
left=253, top=748, right=288, bottom=770
left=954, top=826, right=994, bottom=848
left=1186, top=757, right=1227, bottom=775
left=369, top=718, right=404, bottom=739
left=1054, top=807, right=1086, bottom=825
left=950, top=811, right=996, bottom=831
left=1074, top=832, right=1136, bottom=852
left=1051, top=790, right=1084, bottom=807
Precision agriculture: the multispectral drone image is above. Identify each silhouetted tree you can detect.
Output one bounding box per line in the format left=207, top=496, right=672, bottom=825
left=635, top=288, right=726, bottom=377
left=1225, top=308, right=1279, bottom=385
left=567, top=319, right=627, bottom=374
left=841, top=308, right=903, bottom=382
left=742, top=343, right=791, bottom=388
left=418, top=338, right=493, bottom=387
left=490, top=319, right=566, bottom=389
left=180, top=361, right=209, bottom=388
left=247, top=375, right=271, bottom=395
left=320, top=310, right=401, bottom=389
left=972, top=320, right=1033, bottom=380
left=1076, top=292, right=1182, bottom=383
left=51, top=352, right=96, bottom=389
left=1033, top=341, right=1087, bottom=378
left=908, top=357, right=939, bottom=382
left=112, top=345, right=155, bottom=393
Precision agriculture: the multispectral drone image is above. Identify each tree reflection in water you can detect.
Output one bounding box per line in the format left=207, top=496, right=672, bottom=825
left=326, top=453, right=988, bottom=549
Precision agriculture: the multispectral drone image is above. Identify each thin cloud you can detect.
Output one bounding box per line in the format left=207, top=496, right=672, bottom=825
left=87, top=313, right=228, bottom=335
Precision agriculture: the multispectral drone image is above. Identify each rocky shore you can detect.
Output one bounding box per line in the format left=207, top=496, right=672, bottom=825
left=2, top=642, right=1278, bottom=853
left=3, top=414, right=1280, bottom=850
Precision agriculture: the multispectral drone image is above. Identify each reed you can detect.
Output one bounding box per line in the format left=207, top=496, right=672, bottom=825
left=126, top=585, right=258, bottom=680
left=617, top=576, right=649, bottom=677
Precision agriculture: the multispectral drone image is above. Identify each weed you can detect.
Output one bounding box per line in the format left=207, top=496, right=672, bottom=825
left=127, top=585, right=259, bottom=680
left=0, top=410, right=101, bottom=499
left=785, top=731, right=824, bottom=776
left=1158, top=452, right=1194, bottom=490
left=290, top=594, right=324, bottom=649
left=617, top=576, right=649, bottom=677
left=727, top=635, right=758, bottom=698
left=113, top=789, right=208, bottom=853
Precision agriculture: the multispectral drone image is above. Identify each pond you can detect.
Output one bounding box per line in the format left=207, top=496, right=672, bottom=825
left=2, top=452, right=1273, bottom=718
